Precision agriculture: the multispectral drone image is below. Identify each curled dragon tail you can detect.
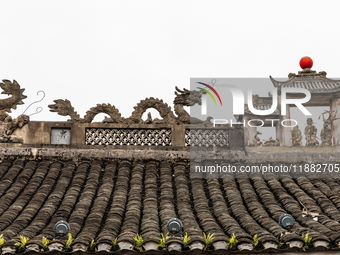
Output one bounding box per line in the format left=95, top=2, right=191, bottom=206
left=83, top=103, right=125, bottom=123
left=129, top=97, right=176, bottom=124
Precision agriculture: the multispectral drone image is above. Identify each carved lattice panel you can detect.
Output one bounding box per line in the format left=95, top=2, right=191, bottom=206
left=185, top=129, right=229, bottom=147
left=85, top=128, right=172, bottom=146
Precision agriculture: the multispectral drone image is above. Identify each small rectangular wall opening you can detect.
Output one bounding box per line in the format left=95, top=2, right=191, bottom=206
left=51, top=128, right=71, bottom=145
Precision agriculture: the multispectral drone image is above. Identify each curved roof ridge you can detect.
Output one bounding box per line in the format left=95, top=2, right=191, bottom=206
left=269, top=74, right=340, bottom=93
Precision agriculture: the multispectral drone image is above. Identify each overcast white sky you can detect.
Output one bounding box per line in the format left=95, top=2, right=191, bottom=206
left=1, top=0, right=340, bottom=131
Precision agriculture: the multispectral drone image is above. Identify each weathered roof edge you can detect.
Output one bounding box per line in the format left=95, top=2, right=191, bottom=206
left=19, top=247, right=340, bottom=255
left=1, top=144, right=340, bottom=164
left=0, top=145, right=192, bottom=161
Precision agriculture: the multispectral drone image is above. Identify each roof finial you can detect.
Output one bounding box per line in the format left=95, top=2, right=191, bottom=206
left=299, top=56, right=313, bottom=69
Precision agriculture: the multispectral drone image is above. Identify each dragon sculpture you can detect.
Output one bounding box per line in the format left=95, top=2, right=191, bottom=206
left=0, top=80, right=30, bottom=143
left=48, top=86, right=212, bottom=125
left=173, top=86, right=212, bottom=124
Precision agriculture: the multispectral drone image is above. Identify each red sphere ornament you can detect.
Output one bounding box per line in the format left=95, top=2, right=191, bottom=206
left=299, top=56, right=313, bottom=69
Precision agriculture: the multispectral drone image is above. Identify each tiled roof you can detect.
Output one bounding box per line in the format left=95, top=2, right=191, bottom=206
left=270, top=75, right=340, bottom=94
left=1, top=158, right=340, bottom=254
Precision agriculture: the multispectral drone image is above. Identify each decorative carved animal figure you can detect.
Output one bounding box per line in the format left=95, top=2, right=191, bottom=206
left=0, top=80, right=30, bottom=143
left=49, top=86, right=211, bottom=125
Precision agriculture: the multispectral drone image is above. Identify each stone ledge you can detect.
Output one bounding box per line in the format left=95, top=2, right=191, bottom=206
left=1, top=144, right=339, bottom=164
left=0, top=146, right=191, bottom=161
left=245, top=146, right=340, bottom=163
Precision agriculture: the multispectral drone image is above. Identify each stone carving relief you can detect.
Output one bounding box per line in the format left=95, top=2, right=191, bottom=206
left=128, top=98, right=176, bottom=124
left=254, top=131, right=262, bottom=146
left=0, top=80, right=30, bottom=143
left=304, top=118, right=319, bottom=146
left=49, top=100, right=125, bottom=123
left=185, top=129, right=229, bottom=147
left=49, top=86, right=211, bottom=125
left=263, top=137, right=280, bottom=147
left=85, top=128, right=172, bottom=146
left=291, top=125, right=302, bottom=146
left=320, top=110, right=338, bottom=146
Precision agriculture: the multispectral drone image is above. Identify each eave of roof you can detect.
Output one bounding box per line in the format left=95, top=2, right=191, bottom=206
left=270, top=70, right=340, bottom=94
